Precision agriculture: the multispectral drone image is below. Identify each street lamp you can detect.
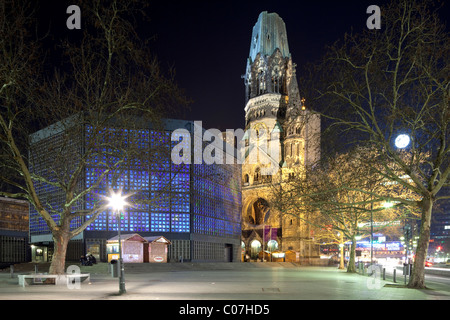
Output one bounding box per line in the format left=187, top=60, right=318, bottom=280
left=370, top=199, right=373, bottom=267
left=395, top=134, right=410, bottom=149
left=107, top=190, right=129, bottom=294
left=394, top=134, right=412, bottom=267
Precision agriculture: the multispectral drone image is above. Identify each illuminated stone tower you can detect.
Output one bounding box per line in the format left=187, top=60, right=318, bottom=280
left=241, top=12, right=320, bottom=260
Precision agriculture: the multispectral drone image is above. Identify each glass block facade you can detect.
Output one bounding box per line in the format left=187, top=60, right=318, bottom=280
left=29, top=118, right=242, bottom=262
left=192, top=164, right=241, bottom=237
left=29, top=122, right=84, bottom=236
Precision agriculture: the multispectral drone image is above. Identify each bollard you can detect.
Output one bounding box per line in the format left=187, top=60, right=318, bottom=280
left=382, top=267, right=386, bottom=280
left=34, top=264, right=38, bottom=274
left=393, top=268, right=396, bottom=283
left=10, top=265, right=14, bottom=278
left=403, top=263, right=409, bottom=285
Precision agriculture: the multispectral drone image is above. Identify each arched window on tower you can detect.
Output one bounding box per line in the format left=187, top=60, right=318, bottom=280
left=254, top=167, right=261, bottom=184
left=271, top=67, right=284, bottom=94
left=246, top=78, right=252, bottom=100
left=262, top=174, right=272, bottom=184
left=274, top=76, right=280, bottom=93
left=257, top=70, right=266, bottom=95
left=243, top=174, right=249, bottom=186
left=272, top=68, right=280, bottom=93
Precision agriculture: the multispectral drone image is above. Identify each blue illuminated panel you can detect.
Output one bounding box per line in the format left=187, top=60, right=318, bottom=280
left=129, top=212, right=149, bottom=232
left=151, top=213, right=170, bottom=232
left=29, top=130, right=84, bottom=235
left=171, top=173, right=190, bottom=192
left=129, top=170, right=149, bottom=189
left=171, top=213, right=190, bottom=232
left=171, top=193, right=190, bottom=213
left=192, top=162, right=241, bottom=237
left=86, top=211, right=107, bottom=231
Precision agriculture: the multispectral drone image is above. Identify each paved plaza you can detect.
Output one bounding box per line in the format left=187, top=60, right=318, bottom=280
left=0, top=262, right=449, bottom=301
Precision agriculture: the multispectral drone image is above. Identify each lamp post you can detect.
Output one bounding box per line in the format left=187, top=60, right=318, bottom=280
left=394, top=133, right=410, bottom=266
left=107, top=190, right=128, bottom=294
left=370, top=198, right=373, bottom=267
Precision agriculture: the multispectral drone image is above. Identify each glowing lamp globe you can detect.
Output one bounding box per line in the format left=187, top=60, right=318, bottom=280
left=395, top=134, right=410, bottom=149
left=107, top=191, right=128, bottom=212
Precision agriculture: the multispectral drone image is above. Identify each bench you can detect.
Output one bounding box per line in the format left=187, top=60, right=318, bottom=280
left=18, top=273, right=90, bottom=287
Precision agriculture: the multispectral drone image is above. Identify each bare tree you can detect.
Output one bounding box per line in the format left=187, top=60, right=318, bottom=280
left=302, top=0, right=449, bottom=288
left=0, top=0, right=188, bottom=274
left=270, top=147, right=413, bottom=272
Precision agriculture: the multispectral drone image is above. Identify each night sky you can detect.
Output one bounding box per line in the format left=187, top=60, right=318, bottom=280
left=38, top=0, right=449, bottom=131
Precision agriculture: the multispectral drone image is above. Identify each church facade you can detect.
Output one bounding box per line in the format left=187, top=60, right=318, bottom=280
left=241, top=12, right=321, bottom=260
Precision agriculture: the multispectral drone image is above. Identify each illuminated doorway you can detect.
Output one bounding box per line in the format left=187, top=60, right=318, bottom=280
left=250, top=240, right=262, bottom=259
left=267, top=240, right=278, bottom=252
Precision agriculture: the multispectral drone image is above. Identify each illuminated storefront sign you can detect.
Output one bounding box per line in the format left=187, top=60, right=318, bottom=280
left=346, top=240, right=403, bottom=251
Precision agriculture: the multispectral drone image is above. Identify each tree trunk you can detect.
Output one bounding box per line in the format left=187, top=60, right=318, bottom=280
left=338, top=233, right=345, bottom=269
left=339, top=244, right=345, bottom=269
left=49, top=229, right=70, bottom=275
left=408, top=198, right=433, bottom=289
left=347, top=236, right=356, bottom=273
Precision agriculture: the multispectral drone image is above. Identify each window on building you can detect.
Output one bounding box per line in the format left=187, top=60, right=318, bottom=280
left=254, top=168, right=261, bottom=183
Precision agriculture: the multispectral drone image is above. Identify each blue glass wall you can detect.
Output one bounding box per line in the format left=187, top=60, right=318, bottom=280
left=84, top=127, right=192, bottom=234
left=192, top=163, right=241, bottom=237
left=29, top=119, right=242, bottom=258
left=29, top=128, right=84, bottom=235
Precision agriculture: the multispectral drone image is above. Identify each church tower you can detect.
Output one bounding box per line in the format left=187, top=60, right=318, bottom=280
left=241, top=12, right=320, bottom=261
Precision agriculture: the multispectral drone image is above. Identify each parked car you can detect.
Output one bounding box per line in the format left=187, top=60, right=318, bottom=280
left=446, top=259, right=450, bottom=266
left=425, top=261, right=433, bottom=267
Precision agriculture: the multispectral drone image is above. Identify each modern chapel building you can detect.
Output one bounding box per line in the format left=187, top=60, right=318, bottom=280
left=28, top=117, right=242, bottom=263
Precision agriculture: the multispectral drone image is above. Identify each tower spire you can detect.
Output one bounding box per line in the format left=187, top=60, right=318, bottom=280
left=243, top=11, right=301, bottom=113
left=249, top=11, right=290, bottom=62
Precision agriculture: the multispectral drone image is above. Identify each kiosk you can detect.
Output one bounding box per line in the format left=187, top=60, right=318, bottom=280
left=106, top=234, right=147, bottom=263
left=144, top=236, right=171, bottom=263
left=285, top=250, right=299, bottom=262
